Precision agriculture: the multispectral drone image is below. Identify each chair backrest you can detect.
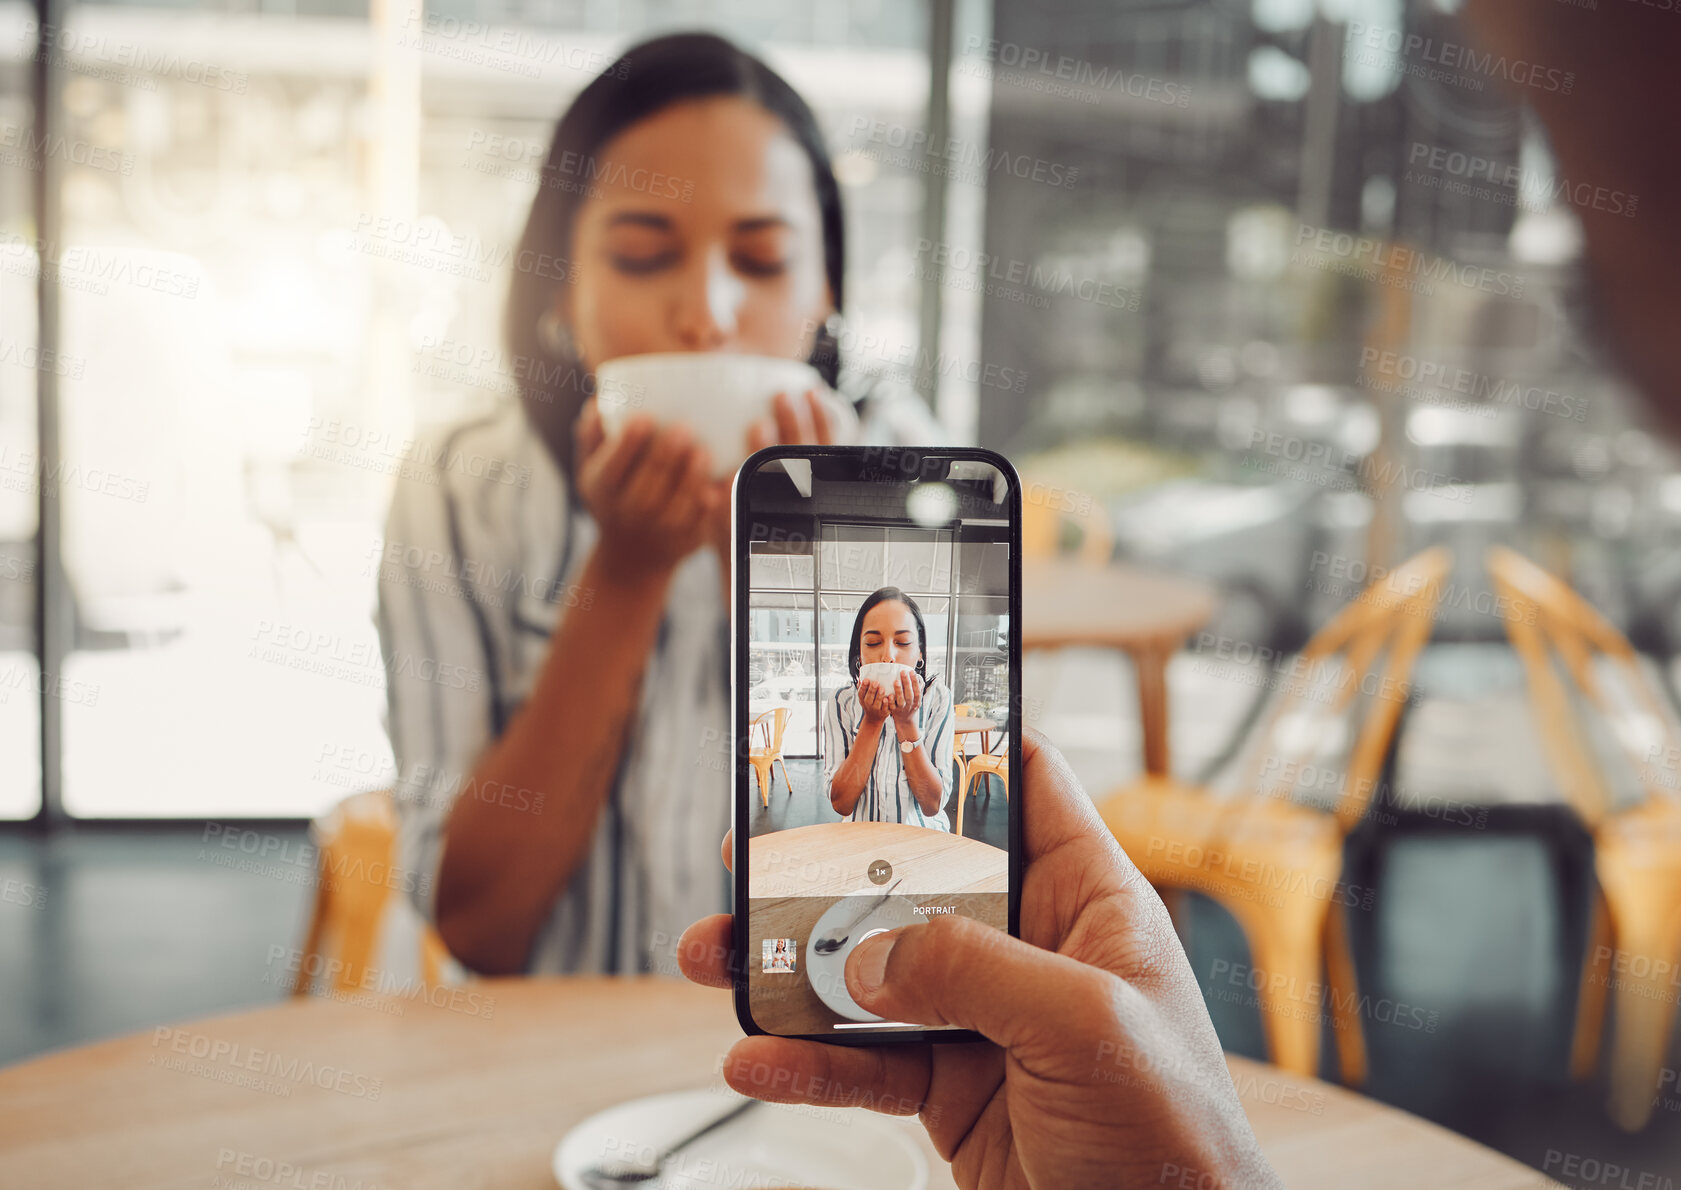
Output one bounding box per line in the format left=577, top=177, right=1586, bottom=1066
left=753, top=707, right=791, bottom=753
left=1021, top=486, right=1110, bottom=563
left=1486, top=546, right=1681, bottom=827
left=1224, top=546, right=1453, bottom=832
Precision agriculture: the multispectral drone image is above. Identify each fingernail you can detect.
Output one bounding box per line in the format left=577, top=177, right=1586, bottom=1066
left=851, top=931, right=897, bottom=996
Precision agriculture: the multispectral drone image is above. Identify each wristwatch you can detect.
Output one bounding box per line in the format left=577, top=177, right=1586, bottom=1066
left=898, top=731, right=921, bottom=754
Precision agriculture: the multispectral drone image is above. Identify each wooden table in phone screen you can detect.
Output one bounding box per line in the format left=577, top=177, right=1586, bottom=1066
left=746, top=821, right=1008, bottom=1035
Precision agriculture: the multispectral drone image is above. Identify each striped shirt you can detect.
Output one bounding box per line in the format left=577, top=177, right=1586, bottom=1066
left=822, top=677, right=956, bottom=830
left=380, top=379, right=941, bottom=974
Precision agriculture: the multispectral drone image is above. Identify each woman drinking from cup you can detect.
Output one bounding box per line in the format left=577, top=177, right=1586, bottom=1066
left=380, top=33, right=940, bottom=976
left=824, top=587, right=956, bottom=830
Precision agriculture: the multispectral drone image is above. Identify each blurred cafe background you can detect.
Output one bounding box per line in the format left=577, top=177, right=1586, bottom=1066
left=2, top=0, right=1678, bottom=1185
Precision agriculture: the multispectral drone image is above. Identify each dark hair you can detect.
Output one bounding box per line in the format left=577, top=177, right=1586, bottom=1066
left=847, top=587, right=934, bottom=686
left=505, top=32, right=845, bottom=479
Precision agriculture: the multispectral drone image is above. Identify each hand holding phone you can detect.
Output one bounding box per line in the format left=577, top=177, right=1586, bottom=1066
left=730, top=446, right=1022, bottom=1044
left=676, top=731, right=1284, bottom=1190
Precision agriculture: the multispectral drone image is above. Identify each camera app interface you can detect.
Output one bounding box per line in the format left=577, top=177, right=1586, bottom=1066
left=742, top=450, right=1014, bottom=1036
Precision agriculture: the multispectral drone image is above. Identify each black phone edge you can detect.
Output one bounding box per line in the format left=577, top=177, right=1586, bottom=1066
left=729, top=444, right=1025, bottom=1047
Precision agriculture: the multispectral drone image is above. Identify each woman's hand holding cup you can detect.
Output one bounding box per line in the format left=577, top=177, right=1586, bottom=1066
left=576, top=399, right=718, bottom=587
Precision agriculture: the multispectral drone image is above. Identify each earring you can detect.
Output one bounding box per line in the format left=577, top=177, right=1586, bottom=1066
left=538, top=309, right=574, bottom=359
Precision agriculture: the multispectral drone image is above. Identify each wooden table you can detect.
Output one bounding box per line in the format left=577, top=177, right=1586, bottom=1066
left=1023, top=557, right=1220, bottom=777
left=0, top=978, right=1559, bottom=1189
left=749, top=821, right=1007, bottom=899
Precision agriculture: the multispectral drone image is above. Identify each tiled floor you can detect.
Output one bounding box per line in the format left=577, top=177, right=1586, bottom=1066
left=0, top=824, right=313, bottom=1066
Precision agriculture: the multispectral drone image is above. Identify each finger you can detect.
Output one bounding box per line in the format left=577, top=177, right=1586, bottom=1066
left=771, top=390, right=814, bottom=444
left=575, top=400, right=604, bottom=467
left=621, top=425, right=693, bottom=510
left=581, top=414, right=655, bottom=499
left=747, top=419, right=774, bottom=454
left=805, top=389, right=834, bottom=445
left=843, top=912, right=1118, bottom=1060
left=652, top=442, right=711, bottom=531
left=676, top=914, right=733, bottom=989
left=720, top=829, right=733, bottom=873
left=1019, top=728, right=1133, bottom=868
left=721, top=1034, right=932, bottom=1118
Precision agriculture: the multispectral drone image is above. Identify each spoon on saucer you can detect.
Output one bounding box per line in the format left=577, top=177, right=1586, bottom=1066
left=812, top=877, right=904, bottom=955
left=579, top=1097, right=760, bottom=1188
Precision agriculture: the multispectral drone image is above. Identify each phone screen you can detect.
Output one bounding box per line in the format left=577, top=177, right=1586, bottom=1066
left=732, top=446, right=1021, bottom=1041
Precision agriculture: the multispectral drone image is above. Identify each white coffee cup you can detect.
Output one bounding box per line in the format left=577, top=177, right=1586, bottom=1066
left=857, top=661, right=917, bottom=692
left=593, top=352, right=856, bottom=476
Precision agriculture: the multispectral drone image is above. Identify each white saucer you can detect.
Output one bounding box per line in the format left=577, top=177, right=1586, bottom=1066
left=805, top=894, right=927, bottom=1023
left=553, top=1087, right=928, bottom=1190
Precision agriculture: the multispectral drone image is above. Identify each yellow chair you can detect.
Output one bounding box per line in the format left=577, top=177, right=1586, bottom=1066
left=1022, top=483, right=1109, bottom=562
left=1097, top=546, right=1453, bottom=1084
left=293, top=789, right=448, bottom=997
left=952, top=702, right=973, bottom=821
left=1488, top=545, right=1681, bottom=1130
left=750, top=707, right=793, bottom=808
left=956, top=739, right=1009, bottom=839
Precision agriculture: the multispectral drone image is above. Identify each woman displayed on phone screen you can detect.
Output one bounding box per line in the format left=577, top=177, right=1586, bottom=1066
left=822, top=587, right=956, bottom=830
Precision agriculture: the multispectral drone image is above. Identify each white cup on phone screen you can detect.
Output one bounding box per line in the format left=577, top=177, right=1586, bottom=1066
left=857, top=661, right=917, bottom=695
left=593, top=352, right=857, bottom=476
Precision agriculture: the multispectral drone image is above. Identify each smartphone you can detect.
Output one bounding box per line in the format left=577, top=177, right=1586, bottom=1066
left=731, top=444, right=1023, bottom=1044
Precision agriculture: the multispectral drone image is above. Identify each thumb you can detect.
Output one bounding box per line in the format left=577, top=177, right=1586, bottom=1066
left=844, top=915, right=1107, bottom=1051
